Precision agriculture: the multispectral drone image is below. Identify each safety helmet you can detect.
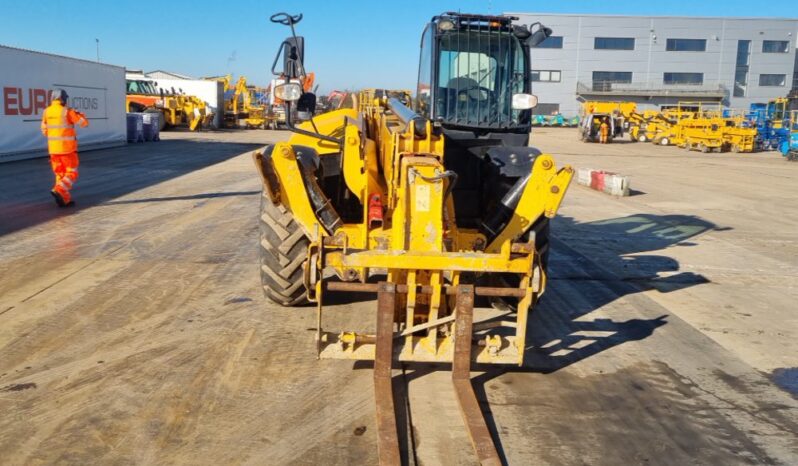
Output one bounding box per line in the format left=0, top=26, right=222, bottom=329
left=51, top=88, right=69, bottom=103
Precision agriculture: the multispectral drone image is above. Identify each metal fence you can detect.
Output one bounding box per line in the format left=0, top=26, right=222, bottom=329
left=577, top=81, right=728, bottom=98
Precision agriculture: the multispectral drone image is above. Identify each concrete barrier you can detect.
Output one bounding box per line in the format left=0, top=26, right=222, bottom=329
left=576, top=168, right=630, bottom=196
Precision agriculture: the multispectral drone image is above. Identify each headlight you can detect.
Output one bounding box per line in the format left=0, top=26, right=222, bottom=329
left=274, top=83, right=302, bottom=102
left=511, top=93, right=538, bottom=110
left=438, top=19, right=456, bottom=31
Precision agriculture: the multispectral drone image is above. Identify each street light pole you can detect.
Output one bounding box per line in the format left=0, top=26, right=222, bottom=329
left=95, top=38, right=100, bottom=62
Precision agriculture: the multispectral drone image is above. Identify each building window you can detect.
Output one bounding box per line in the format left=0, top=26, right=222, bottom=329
left=793, top=51, right=798, bottom=90
left=734, top=40, right=751, bottom=97
left=531, top=70, right=561, bottom=82
left=594, top=37, right=635, bottom=50
left=762, top=40, right=790, bottom=53
left=664, top=72, right=704, bottom=85
left=592, top=71, right=632, bottom=91
left=759, top=74, right=787, bottom=86
left=533, top=36, right=563, bottom=49
left=533, top=103, right=560, bottom=115
left=666, top=38, right=707, bottom=52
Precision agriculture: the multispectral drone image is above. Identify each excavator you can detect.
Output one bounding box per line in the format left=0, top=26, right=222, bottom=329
left=252, top=12, right=573, bottom=464
left=205, top=75, right=274, bottom=129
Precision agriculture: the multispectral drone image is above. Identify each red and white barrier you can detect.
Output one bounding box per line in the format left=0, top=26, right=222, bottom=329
left=576, top=168, right=630, bottom=196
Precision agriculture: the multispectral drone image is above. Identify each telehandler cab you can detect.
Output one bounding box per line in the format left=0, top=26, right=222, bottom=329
left=253, top=11, right=573, bottom=464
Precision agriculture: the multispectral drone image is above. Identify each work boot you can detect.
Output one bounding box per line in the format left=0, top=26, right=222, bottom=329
left=50, top=190, right=66, bottom=207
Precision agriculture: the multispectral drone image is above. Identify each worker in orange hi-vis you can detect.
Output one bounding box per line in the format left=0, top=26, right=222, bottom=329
left=599, top=118, right=610, bottom=144
left=40, top=89, right=88, bottom=207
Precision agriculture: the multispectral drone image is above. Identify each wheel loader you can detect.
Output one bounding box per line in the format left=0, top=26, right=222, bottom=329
left=252, top=12, right=573, bottom=464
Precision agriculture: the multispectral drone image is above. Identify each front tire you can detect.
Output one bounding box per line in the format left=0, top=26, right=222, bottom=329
left=259, top=191, right=309, bottom=306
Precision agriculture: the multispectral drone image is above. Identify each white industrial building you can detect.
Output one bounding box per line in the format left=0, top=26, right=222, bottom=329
left=510, top=13, right=798, bottom=116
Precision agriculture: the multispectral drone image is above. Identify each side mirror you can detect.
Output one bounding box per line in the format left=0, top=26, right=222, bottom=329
left=282, top=36, right=305, bottom=77
left=512, top=93, right=538, bottom=110
left=274, top=83, right=302, bottom=102
left=297, top=92, right=316, bottom=114
left=527, top=23, right=553, bottom=47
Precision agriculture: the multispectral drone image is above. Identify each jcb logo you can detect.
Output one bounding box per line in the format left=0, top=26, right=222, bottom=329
left=2, top=87, right=50, bottom=116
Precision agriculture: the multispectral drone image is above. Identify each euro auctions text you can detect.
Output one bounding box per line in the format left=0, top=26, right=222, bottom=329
left=2, top=86, right=99, bottom=116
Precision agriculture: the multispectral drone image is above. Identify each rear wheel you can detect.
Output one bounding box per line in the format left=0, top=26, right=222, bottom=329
left=259, top=191, right=309, bottom=306
left=638, top=134, right=648, bottom=143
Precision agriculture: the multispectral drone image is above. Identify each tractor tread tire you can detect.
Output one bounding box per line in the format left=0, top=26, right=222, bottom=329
left=259, top=191, right=309, bottom=306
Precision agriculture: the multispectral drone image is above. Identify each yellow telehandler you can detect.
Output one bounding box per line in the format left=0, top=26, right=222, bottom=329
left=253, top=12, right=573, bottom=464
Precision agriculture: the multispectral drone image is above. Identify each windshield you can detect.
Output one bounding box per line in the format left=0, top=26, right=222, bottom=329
left=435, top=30, right=525, bottom=128
left=126, top=80, right=158, bottom=95
left=769, top=100, right=786, bottom=122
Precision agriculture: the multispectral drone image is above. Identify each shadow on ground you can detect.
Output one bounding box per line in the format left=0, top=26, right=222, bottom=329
left=352, top=213, right=727, bottom=465
left=0, top=138, right=263, bottom=236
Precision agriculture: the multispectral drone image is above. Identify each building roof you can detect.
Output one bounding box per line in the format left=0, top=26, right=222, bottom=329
left=0, top=43, right=125, bottom=70
left=145, top=70, right=194, bottom=80
left=506, top=12, right=798, bottom=21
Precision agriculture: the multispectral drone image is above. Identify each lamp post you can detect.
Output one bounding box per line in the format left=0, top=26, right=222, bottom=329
left=95, top=38, right=100, bottom=62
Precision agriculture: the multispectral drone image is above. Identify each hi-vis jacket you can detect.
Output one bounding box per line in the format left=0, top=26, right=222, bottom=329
left=40, top=101, right=89, bottom=154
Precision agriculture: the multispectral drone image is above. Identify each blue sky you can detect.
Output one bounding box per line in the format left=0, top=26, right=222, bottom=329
left=1, top=0, right=796, bottom=93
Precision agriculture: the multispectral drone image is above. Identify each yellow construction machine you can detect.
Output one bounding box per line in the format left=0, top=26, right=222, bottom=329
left=125, top=75, right=212, bottom=131
left=253, top=11, right=572, bottom=464
left=206, top=75, right=276, bottom=129
left=650, top=108, right=696, bottom=146
left=231, top=76, right=273, bottom=129
left=625, top=110, right=660, bottom=142
left=721, top=111, right=758, bottom=153
left=666, top=103, right=757, bottom=153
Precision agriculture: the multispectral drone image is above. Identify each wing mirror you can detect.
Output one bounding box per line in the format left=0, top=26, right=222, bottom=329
left=527, top=22, right=553, bottom=47
left=297, top=92, right=316, bottom=114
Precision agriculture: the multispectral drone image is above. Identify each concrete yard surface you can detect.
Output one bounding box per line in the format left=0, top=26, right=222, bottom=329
left=0, top=128, right=796, bottom=465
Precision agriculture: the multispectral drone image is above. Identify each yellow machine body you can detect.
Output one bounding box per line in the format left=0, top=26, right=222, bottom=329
left=254, top=94, right=573, bottom=365
left=580, top=100, right=636, bottom=117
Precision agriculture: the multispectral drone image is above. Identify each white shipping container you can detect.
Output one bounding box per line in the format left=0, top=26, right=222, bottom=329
left=0, top=45, right=126, bottom=163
